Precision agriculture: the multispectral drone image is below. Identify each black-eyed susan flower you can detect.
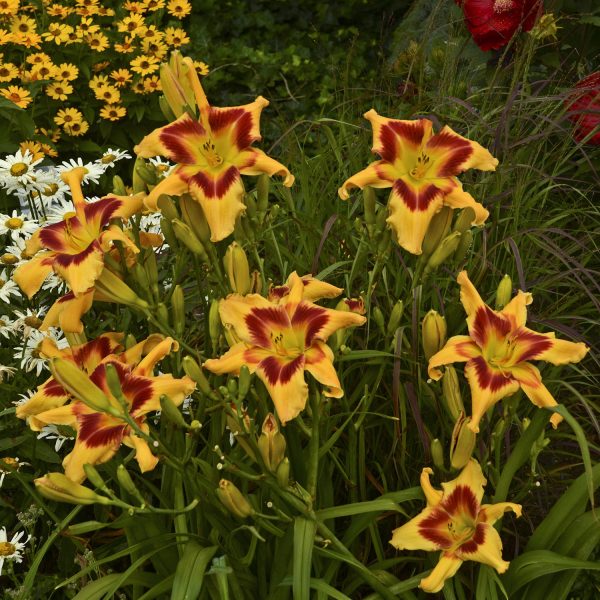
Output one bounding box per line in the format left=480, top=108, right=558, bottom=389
left=131, top=79, right=147, bottom=94
left=47, top=4, right=72, bottom=18
left=86, top=31, right=109, bottom=51
left=118, top=13, right=145, bottom=36
left=142, top=75, right=160, bottom=93
left=55, top=62, right=78, bottom=81
left=30, top=62, right=57, bottom=81
left=166, top=0, right=191, bottom=19
left=46, top=81, right=73, bottom=100
left=26, top=52, right=50, bottom=65
left=428, top=271, right=589, bottom=432
left=110, top=68, right=132, bottom=87
left=165, top=26, right=189, bottom=47
left=94, top=83, right=120, bottom=103
left=338, top=111, right=498, bottom=255
left=144, top=0, right=165, bottom=11
left=130, top=54, right=159, bottom=76
left=390, top=460, right=521, bottom=594
left=100, top=103, right=126, bottom=121
left=0, top=0, right=19, bottom=16
left=41, top=22, right=73, bottom=44
left=194, top=60, right=209, bottom=76
left=204, top=272, right=365, bottom=423
left=88, top=73, right=109, bottom=90
left=10, top=15, right=37, bottom=36
left=135, top=56, right=294, bottom=241
left=0, top=62, right=17, bottom=81
left=0, top=85, right=31, bottom=108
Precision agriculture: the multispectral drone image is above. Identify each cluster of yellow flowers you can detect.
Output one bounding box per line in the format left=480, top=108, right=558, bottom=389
left=0, top=0, right=206, bottom=153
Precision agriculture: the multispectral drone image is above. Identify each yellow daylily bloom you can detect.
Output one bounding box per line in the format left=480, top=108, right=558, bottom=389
left=391, top=460, right=521, bottom=594
left=428, top=271, right=589, bottom=432
left=33, top=337, right=195, bottom=483
left=134, top=56, right=294, bottom=242
left=338, top=110, right=497, bottom=254
left=204, top=272, right=365, bottom=423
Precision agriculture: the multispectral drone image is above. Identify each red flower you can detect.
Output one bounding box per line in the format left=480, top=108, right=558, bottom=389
left=565, top=72, right=600, bottom=146
left=457, top=0, right=543, bottom=51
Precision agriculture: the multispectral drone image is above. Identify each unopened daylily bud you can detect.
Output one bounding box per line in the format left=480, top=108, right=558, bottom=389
left=375, top=204, right=388, bottom=232
left=157, top=194, right=179, bottom=221
left=276, top=457, right=290, bottom=488
left=343, top=297, right=366, bottom=315
left=160, top=52, right=196, bottom=118
left=453, top=207, right=476, bottom=234
left=450, top=413, right=476, bottom=469
left=227, top=378, right=238, bottom=397
left=125, top=334, right=137, bottom=349
left=132, top=157, right=148, bottom=193
left=35, top=473, right=111, bottom=505
left=256, top=173, right=270, bottom=214
left=51, top=358, right=112, bottom=413
left=522, top=417, right=531, bottom=431
left=257, top=413, right=286, bottom=472
left=95, top=269, right=149, bottom=309
left=117, top=464, right=145, bottom=505
left=453, top=229, right=472, bottom=264
left=495, top=274, right=512, bottom=310
left=223, top=242, right=251, bottom=294
left=387, top=300, right=404, bottom=336
left=132, top=263, right=150, bottom=292
left=143, top=250, right=159, bottom=290
left=156, top=303, right=170, bottom=328
left=136, top=162, right=158, bottom=185
left=238, top=365, right=251, bottom=400
left=182, top=356, right=212, bottom=397
left=250, top=270, right=262, bottom=294
left=422, top=206, right=452, bottom=256
left=216, top=479, right=254, bottom=518
left=83, top=464, right=109, bottom=491
left=160, top=218, right=178, bottom=248
left=158, top=94, right=177, bottom=122
left=441, top=365, right=464, bottom=420
left=431, top=438, right=445, bottom=470
left=422, top=310, right=447, bottom=361
left=363, top=187, right=377, bottom=225
left=209, top=300, right=221, bottom=351
left=245, top=193, right=257, bottom=218
left=172, top=219, right=209, bottom=259
left=180, top=194, right=211, bottom=243
left=104, top=363, right=127, bottom=408
left=372, top=306, right=385, bottom=335
left=426, top=231, right=461, bottom=270
left=160, top=394, right=187, bottom=428
left=112, top=175, right=126, bottom=196
left=171, top=285, right=185, bottom=335
left=1, top=253, right=18, bottom=265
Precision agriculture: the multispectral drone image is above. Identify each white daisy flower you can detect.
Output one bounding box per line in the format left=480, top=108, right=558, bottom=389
left=3, top=165, right=58, bottom=198
left=0, top=457, right=26, bottom=487
left=41, top=272, right=65, bottom=293
left=0, top=365, right=16, bottom=382
left=149, top=156, right=175, bottom=177
left=37, top=425, right=74, bottom=452
left=0, top=150, right=43, bottom=189
left=140, top=213, right=163, bottom=235
left=0, top=314, right=15, bottom=338
left=13, top=328, right=66, bottom=376
left=0, top=210, right=39, bottom=241
left=44, top=197, right=75, bottom=224
left=12, top=306, right=47, bottom=337
left=97, top=148, right=131, bottom=169
left=0, top=527, right=30, bottom=575
left=13, top=389, right=34, bottom=407
left=57, top=158, right=105, bottom=184
left=2, top=237, right=27, bottom=268
left=0, top=270, right=21, bottom=303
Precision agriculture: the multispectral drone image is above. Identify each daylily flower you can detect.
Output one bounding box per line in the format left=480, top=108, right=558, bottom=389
left=390, top=460, right=521, bottom=593
left=204, top=272, right=366, bottom=423
left=457, top=0, right=542, bottom=52
left=13, top=167, right=143, bottom=298
left=268, top=272, right=343, bottom=304
left=428, top=271, right=589, bottom=432
left=338, top=111, right=497, bottom=254
left=134, top=56, right=294, bottom=242
left=565, top=72, right=600, bottom=146
left=28, top=337, right=194, bottom=482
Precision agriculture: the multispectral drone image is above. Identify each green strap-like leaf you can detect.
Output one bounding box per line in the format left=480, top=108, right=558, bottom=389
left=171, top=542, right=218, bottom=600
left=293, top=517, right=317, bottom=600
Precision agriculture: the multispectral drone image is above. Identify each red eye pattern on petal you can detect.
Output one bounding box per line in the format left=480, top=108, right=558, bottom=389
left=188, top=166, right=240, bottom=199
left=291, top=302, right=330, bottom=346
left=458, top=523, right=486, bottom=554
left=471, top=306, right=511, bottom=347
left=418, top=508, right=454, bottom=548
left=82, top=197, right=123, bottom=229
left=469, top=356, right=514, bottom=392
left=39, top=219, right=74, bottom=251
left=159, top=114, right=207, bottom=164
left=260, top=354, right=305, bottom=385
left=379, top=120, right=426, bottom=163
left=510, top=328, right=554, bottom=363
left=209, top=107, right=254, bottom=149
left=75, top=406, right=126, bottom=448
left=393, top=179, right=440, bottom=211
left=426, top=132, right=474, bottom=177
left=245, top=306, right=290, bottom=348
left=442, top=484, right=479, bottom=519
left=53, top=241, right=101, bottom=268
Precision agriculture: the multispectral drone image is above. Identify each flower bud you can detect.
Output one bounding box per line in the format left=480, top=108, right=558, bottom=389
left=422, top=310, right=447, bottom=361
left=238, top=365, right=251, bottom=401
left=160, top=217, right=179, bottom=248
left=431, top=438, right=445, bottom=470
left=157, top=194, right=179, bottom=221
left=276, top=457, right=290, bottom=488
left=453, top=229, right=472, bottom=264
left=372, top=306, right=385, bottom=335
left=136, top=162, right=158, bottom=185
left=182, top=356, right=213, bottom=397
left=132, top=157, right=148, bottom=193
left=160, top=52, right=196, bottom=118
left=250, top=270, right=262, bottom=294
left=422, top=206, right=452, bottom=257
left=83, top=464, right=109, bottom=490
left=257, top=413, right=286, bottom=472
left=387, top=300, right=404, bottom=336
left=441, top=366, right=464, bottom=421
left=223, top=242, right=251, bottom=295
left=171, top=285, right=185, bottom=336
left=180, top=193, right=211, bottom=244
left=425, top=231, right=461, bottom=270
left=363, top=187, right=377, bottom=225
left=160, top=394, right=187, bottom=428
left=209, top=299, right=221, bottom=351
left=117, top=464, right=146, bottom=505
left=172, top=219, right=209, bottom=260
left=112, top=175, right=127, bottom=196
left=256, top=173, right=270, bottom=215
left=95, top=268, right=149, bottom=309
left=450, top=413, right=476, bottom=469
left=35, top=473, right=111, bottom=505
left=51, top=358, right=112, bottom=413
left=158, top=95, right=177, bottom=122
left=216, top=479, right=254, bottom=518
left=452, top=207, right=476, bottom=234
left=495, top=274, right=512, bottom=310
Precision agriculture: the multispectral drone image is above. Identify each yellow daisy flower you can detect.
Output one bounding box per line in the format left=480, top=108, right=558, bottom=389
left=89, top=74, right=109, bottom=90
left=30, top=62, right=57, bottom=81
left=0, top=62, right=18, bottom=82
left=114, top=36, right=135, bottom=53
left=26, top=52, right=51, bottom=65
left=99, top=104, right=126, bottom=121
left=40, top=143, right=58, bottom=157
left=166, top=0, right=191, bottom=19
left=10, top=15, right=37, bottom=36
left=87, top=32, right=109, bottom=51
left=118, top=14, right=145, bottom=36
left=54, top=107, right=83, bottom=127
left=77, top=16, right=99, bottom=35
left=0, top=85, right=32, bottom=108
left=143, top=0, right=165, bottom=11
left=194, top=60, right=209, bottom=76
left=141, top=38, right=167, bottom=59
left=131, top=79, right=147, bottom=94
left=46, top=4, right=72, bottom=19
left=95, top=84, right=120, bottom=104
left=64, top=120, right=89, bottom=136
left=46, top=81, right=73, bottom=100
left=143, top=74, right=161, bottom=92
left=97, top=7, right=115, bottom=17
left=123, top=1, right=146, bottom=14
left=75, top=5, right=99, bottom=17
left=110, top=68, right=132, bottom=87
left=0, top=0, right=19, bottom=16
left=130, top=54, right=159, bottom=76
left=42, top=22, right=73, bottom=44
left=165, top=27, right=189, bottom=47
left=19, top=140, right=44, bottom=161
left=12, top=32, right=42, bottom=48
left=56, top=62, right=78, bottom=81
left=0, top=29, right=13, bottom=45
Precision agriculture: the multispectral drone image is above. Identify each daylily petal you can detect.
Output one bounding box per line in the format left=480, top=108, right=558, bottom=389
left=134, top=337, right=178, bottom=376
left=64, top=436, right=120, bottom=483
left=256, top=354, right=308, bottom=424
left=109, top=192, right=146, bottom=220
left=80, top=197, right=124, bottom=233
left=420, top=467, right=443, bottom=507
left=424, top=125, right=498, bottom=177
left=455, top=523, right=510, bottom=573
left=134, top=112, right=208, bottom=164
left=16, top=377, right=69, bottom=424
left=143, top=373, right=195, bottom=412
left=390, top=505, right=449, bottom=552
left=337, top=160, right=397, bottom=200
left=440, top=459, right=486, bottom=507
left=99, top=225, right=139, bottom=255
left=442, top=181, right=489, bottom=224
left=479, top=502, right=522, bottom=525
left=387, top=179, right=444, bottom=254
left=52, top=241, right=105, bottom=296
left=364, top=109, right=432, bottom=166
left=509, top=362, right=562, bottom=428
left=119, top=334, right=165, bottom=367
left=31, top=403, right=77, bottom=431
left=13, top=251, right=56, bottom=298
left=464, top=357, right=520, bottom=433
left=234, top=147, right=295, bottom=186
left=269, top=274, right=343, bottom=304
left=143, top=170, right=189, bottom=211
left=41, top=289, right=95, bottom=333
left=419, top=553, right=463, bottom=594
left=304, top=341, right=343, bottom=398
left=428, top=335, right=482, bottom=380
left=186, top=164, right=246, bottom=242
left=124, top=428, right=159, bottom=473
left=203, top=342, right=264, bottom=375
left=510, top=327, right=588, bottom=365
left=500, top=289, right=532, bottom=329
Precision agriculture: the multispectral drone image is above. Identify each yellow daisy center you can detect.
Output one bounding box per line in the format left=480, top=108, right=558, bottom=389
left=9, top=163, right=28, bottom=177
left=24, top=315, right=42, bottom=328
left=43, top=183, right=59, bottom=196
left=1, top=253, right=18, bottom=265
left=0, top=542, right=16, bottom=556
left=5, top=216, right=24, bottom=228
left=101, top=153, right=116, bottom=164
left=0, top=278, right=5, bottom=287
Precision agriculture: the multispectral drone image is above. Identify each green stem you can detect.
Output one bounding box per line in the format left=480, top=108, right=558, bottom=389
left=306, top=391, right=321, bottom=501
